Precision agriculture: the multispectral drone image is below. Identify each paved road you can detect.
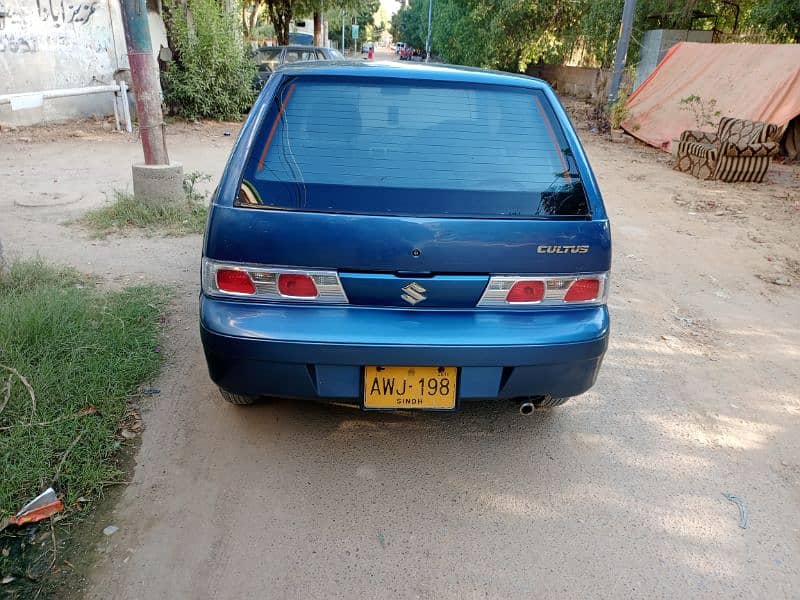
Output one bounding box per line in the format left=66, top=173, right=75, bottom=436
left=2, top=116, right=799, bottom=599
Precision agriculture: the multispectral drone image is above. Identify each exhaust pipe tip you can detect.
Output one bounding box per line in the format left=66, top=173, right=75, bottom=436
left=519, top=402, right=535, bottom=415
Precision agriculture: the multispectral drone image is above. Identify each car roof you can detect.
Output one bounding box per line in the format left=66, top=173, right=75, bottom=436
left=256, top=45, right=328, bottom=52
left=273, top=61, right=548, bottom=90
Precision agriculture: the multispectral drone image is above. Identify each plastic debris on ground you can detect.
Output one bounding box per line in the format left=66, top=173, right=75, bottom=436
left=1, top=488, right=64, bottom=531
left=722, top=492, right=749, bottom=529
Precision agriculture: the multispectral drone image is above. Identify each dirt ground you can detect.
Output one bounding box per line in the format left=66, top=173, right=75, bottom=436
left=1, top=102, right=799, bottom=599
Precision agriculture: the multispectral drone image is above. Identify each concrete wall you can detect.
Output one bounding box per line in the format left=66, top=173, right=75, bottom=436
left=0, top=0, right=128, bottom=125
left=526, top=64, right=610, bottom=100
left=635, top=29, right=713, bottom=89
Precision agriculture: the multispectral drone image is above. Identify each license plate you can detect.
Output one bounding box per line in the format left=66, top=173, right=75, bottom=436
left=363, top=366, right=457, bottom=410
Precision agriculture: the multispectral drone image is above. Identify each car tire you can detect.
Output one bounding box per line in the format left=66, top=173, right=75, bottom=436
left=219, top=387, right=259, bottom=405
left=534, top=395, right=569, bottom=408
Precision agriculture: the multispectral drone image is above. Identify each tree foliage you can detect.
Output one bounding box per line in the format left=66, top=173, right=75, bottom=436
left=391, top=0, right=800, bottom=73
left=747, top=0, right=800, bottom=42
left=260, top=0, right=378, bottom=46
left=326, top=0, right=380, bottom=49
left=162, top=0, right=256, bottom=120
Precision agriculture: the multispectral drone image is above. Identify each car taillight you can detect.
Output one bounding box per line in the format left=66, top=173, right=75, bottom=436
left=277, top=274, right=318, bottom=298
left=564, top=278, right=600, bottom=303
left=216, top=269, right=256, bottom=295
left=506, top=280, right=545, bottom=303
left=478, top=274, right=607, bottom=308
left=202, top=258, right=348, bottom=304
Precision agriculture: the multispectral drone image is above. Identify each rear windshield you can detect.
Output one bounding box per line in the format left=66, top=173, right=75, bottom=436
left=240, top=77, right=588, bottom=218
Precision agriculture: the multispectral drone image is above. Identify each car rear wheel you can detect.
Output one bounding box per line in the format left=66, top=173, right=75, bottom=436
left=533, top=395, right=569, bottom=408
left=218, top=387, right=259, bottom=405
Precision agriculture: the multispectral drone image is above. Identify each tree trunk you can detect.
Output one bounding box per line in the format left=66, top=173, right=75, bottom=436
left=314, top=11, right=322, bottom=46
left=266, top=0, right=292, bottom=45
left=249, top=3, right=260, bottom=40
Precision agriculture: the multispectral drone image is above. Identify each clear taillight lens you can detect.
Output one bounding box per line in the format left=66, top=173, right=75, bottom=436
left=478, top=273, right=607, bottom=307
left=202, top=258, right=347, bottom=303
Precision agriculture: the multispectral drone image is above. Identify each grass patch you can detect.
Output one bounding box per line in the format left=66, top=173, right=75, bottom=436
left=79, top=171, right=211, bottom=237
left=80, top=190, right=208, bottom=237
left=0, top=259, right=170, bottom=519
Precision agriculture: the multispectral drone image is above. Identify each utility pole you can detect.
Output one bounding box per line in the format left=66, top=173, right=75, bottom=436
left=608, top=0, right=636, bottom=102
left=424, top=0, right=433, bottom=62
left=119, top=0, right=183, bottom=206
left=120, top=0, right=168, bottom=165
left=341, top=11, right=345, bottom=54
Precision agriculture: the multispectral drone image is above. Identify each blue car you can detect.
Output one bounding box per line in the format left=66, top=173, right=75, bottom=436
left=200, top=62, right=611, bottom=413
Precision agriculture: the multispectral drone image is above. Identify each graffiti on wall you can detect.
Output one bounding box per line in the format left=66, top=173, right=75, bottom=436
left=0, top=33, right=36, bottom=52
left=0, top=0, right=105, bottom=54
left=37, top=0, right=99, bottom=25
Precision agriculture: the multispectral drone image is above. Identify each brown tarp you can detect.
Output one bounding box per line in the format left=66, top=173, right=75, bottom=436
left=622, top=42, right=800, bottom=156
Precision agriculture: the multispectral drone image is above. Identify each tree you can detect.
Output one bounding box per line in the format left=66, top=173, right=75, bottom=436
left=747, top=0, right=800, bottom=42
left=327, top=0, right=379, bottom=50
left=266, top=0, right=293, bottom=45
left=162, top=0, right=256, bottom=119
left=261, top=0, right=377, bottom=48
left=242, top=0, right=263, bottom=40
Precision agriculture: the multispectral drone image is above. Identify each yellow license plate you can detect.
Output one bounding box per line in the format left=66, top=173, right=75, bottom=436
left=363, top=366, right=457, bottom=410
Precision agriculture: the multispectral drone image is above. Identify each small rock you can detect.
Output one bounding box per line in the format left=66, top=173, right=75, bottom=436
left=223, top=131, right=232, bottom=136
left=18, top=136, right=31, bottom=143
left=120, top=428, right=137, bottom=439
left=103, top=525, right=119, bottom=536
left=759, top=273, right=792, bottom=286
left=2, top=575, right=15, bottom=584
left=715, top=211, right=726, bottom=216
left=71, top=130, right=86, bottom=138
left=1, top=547, right=9, bottom=557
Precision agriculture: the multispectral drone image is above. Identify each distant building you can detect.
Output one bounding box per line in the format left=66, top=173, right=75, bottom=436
left=290, top=16, right=329, bottom=47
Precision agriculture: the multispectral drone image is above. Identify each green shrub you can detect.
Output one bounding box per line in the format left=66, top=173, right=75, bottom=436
left=162, top=0, right=256, bottom=120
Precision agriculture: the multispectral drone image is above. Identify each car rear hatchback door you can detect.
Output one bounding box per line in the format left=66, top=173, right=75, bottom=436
left=206, top=73, right=610, bottom=309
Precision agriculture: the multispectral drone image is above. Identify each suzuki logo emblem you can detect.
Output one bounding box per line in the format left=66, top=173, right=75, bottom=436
left=401, top=282, right=427, bottom=305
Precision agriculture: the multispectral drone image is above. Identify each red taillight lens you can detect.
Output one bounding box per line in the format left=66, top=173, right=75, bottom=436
left=277, top=274, right=318, bottom=298
left=564, top=278, right=600, bottom=302
left=506, top=280, right=545, bottom=303
left=216, top=269, right=256, bottom=295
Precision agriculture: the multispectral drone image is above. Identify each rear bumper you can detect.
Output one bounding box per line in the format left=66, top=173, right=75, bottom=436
left=199, top=296, right=609, bottom=404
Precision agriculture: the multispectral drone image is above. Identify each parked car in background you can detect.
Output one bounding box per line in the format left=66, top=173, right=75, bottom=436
left=361, top=42, right=374, bottom=53
left=201, top=62, right=610, bottom=413
left=252, top=45, right=344, bottom=87
left=395, top=42, right=407, bottom=54
left=288, top=32, right=314, bottom=46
